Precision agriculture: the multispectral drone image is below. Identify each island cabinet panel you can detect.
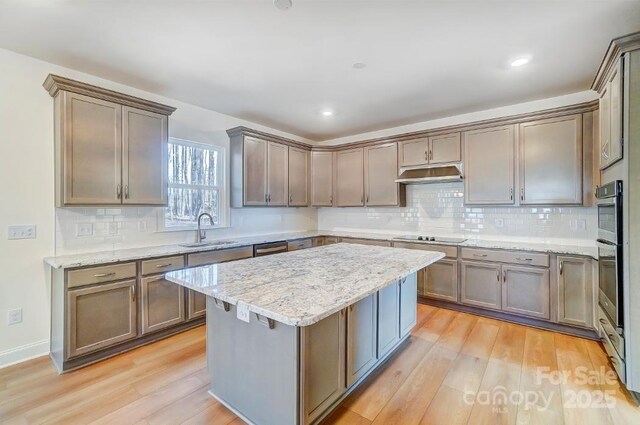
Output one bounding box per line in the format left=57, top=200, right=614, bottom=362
left=334, top=148, right=364, bottom=207
left=288, top=146, right=309, bottom=206
left=423, top=258, right=458, bottom=302
left=519, top=114, right=583, bottom=205
left=67, top=279, right=137, bottom=358
left=346, top=294, right=378, bottom=387
left=242, top=136, right=268, bottom=206
left=311, top=151, right=334, bottom=206
left=460, top=260, right=502, bottom=310
left=140, top=275, right=185, bottom=334
left=302, top=310, right=346, bottom=424
left=463, top=125, right=516, bottom=205
left=400, top=274, right=418, bottom=337
left=267, top=141, right=289, bottom=206
left=502, top=266, right=550, bottom=320
left=364, top=143, right=403, bottom=206
left=429, top=132, right=461, bottom=164
left=557, top=256, right=594, bottom=328
left=377, top=282, right=400, bottom=358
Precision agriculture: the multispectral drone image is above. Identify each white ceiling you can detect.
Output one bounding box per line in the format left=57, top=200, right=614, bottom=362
left=1, top=1, right=638, bottom=141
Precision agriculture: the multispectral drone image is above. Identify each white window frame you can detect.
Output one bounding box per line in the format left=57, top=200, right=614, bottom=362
left=158, top=137, right=229, bottom=232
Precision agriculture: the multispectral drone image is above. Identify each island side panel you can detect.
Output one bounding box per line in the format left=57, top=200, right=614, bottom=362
left=207, top=298, right=299, bottom=425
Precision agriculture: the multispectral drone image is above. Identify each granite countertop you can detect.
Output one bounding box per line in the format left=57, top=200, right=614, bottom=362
left=44, top=229, right=597, bottom=269
left=165, top=243, right=444, bottom=326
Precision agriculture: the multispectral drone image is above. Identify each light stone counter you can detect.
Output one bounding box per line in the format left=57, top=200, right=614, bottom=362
left=165, top=243, right=444, bottom=326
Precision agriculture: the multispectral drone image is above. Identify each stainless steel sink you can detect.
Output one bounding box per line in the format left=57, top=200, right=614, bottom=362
left=180, top=241, right=236, bottom=248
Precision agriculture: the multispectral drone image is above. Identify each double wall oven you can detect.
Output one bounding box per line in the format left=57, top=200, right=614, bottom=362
left=596, top=180, right=624, bottom=335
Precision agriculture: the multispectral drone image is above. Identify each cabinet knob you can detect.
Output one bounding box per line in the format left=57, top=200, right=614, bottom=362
left=116, top=184, right=122, bottom=199
left=124, top=185, right=129, bottom=199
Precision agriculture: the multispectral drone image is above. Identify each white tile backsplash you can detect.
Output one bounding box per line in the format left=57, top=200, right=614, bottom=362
left=318, top=183, right=597, bottom=242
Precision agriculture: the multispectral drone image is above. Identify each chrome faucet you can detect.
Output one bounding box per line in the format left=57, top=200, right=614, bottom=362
left=196, top=213, right=215, bottom=243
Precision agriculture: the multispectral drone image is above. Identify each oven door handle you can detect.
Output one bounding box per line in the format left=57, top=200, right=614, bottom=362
left=596, top=238, right=617, bottom=248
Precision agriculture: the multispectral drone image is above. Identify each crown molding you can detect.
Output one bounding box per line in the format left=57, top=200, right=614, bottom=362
left=591, top=31, right=640, bottom=93
left=226, top=126, right=313, bottom=150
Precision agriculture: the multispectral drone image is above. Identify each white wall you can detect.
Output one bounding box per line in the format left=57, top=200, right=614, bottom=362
left=0, top=48, right=317, bottom=366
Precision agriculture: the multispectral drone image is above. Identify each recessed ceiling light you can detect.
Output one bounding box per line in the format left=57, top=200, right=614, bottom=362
left=353, top=62, right=366, bottom=69
left=510, top=58, right=530, bottom=67
left=274, top=0, right=292, bottom=10
left=321, top=110, right=334, bottom=117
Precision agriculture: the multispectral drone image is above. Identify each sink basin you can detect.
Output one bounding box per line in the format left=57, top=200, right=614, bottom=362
left=180, top=241, right=236, bottom=248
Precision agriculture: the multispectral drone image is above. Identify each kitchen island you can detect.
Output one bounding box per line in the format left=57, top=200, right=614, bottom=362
left=166, top=243, right=444, bottom=425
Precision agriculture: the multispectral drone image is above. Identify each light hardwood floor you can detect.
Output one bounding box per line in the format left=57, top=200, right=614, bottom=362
left=1, top=304, right=639, bottom=425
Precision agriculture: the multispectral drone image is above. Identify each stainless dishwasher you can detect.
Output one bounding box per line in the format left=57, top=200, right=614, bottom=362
left=253, top=241, right=288, bottom=257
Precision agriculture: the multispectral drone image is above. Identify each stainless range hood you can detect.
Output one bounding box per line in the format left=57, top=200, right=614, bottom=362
left=395, top=163, right=464, bottom=184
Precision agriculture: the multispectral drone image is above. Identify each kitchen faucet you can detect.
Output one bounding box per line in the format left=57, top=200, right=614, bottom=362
left=196, top=212, right=215, bottom=243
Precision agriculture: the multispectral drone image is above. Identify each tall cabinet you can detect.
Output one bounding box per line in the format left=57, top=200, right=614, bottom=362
left=44, top=75, right=175, bottom=207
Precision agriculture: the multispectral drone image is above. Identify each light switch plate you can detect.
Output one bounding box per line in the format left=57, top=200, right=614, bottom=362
left=8, top=308, right=22, bottom=325
left=8, top=225, right=36, bottom=240
left=577, top=219, right=586, bottom=231
left=76, top=223, right=93, bottom=237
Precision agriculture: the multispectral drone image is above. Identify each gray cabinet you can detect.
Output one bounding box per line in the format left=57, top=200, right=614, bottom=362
left=460, top=260, right=502, bottom=310
left=519, top=115, right=583, bottom=205
left=187, top=290, right=206, bottom=320
left=346, top=294, right=377, bottom=387
left=267, top=141, right=289, bottom=206
left=423, top=258, right=458, bottom=302
left=311, top=151, right=334, bottom=206
left=463, top=125, right=516, bottom=205
left=288, top=146, right=309, bottom=206
left=334, top=148, right=364, bottom=207
left=140, top=275, right=185, bottom=334
left=502, top=266, right=550, bottom=320
left=340, top=237, right=392, bottom=247
left=364, top=143, right=403, bottom=206
left=399, top=274, right=418, bottom=337
left=377, top=282, right=400, bottom=358
left=241, top=137, right=268, bottom=206
left=399, top=132, right=460, bottom=167
left=302, top=309, right=346, bottom=424
left=600, top=61, right=623, bottom=169
left=67, top=279, right=137, bottom=358
left=557, top=256, right=594, bottom=328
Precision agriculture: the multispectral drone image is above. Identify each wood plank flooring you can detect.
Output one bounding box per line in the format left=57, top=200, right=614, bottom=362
left=1, top=305, right=638, bottom=425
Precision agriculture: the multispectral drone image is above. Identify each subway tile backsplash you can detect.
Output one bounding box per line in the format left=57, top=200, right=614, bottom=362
left=318, top=183, right=596, bottom=243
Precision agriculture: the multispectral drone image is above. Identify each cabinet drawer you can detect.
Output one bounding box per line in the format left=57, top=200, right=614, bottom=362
left=141, top=255, right=185, bottom=276
left=187, top=246, right=253, bottom=267
left=598, top=315, right=625, bottom=360
left=67, top=263, right=137, bottom=288
left=392, top=241, right=457, bottom=258
left=288, top=239, right=313, bottom=251
left=461, top=248, right=549, bottom=267
left=341, top=238, right=392, bottom=247
left=600, top=325, right=626, bottom=383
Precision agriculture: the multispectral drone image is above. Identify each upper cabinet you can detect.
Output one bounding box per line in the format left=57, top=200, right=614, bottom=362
left=288, top=147, right=310, bottom=207
left=311, top=151, right=334, bottom=207
left=44, top=75, right=175, bottom=207
left=519, top=114, right=583, bottom=205
left=364, top=143, right=405, bottom=207
left=334, top=148, right=365, bottom=207
left=600, top=60, right=623, bottom=169
left=399, top=132, right=460, bottom=167
left=266, top=141, right=289, bottom=206
left=463, top=125, right=516, bottom=205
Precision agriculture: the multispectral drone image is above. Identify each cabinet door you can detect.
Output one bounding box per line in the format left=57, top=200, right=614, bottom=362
left=460, top=261, right=502, bottom=310
left=122, top=107, right=167, bottom=205
left=429, top=133, right=461, bottom=164
left=67, top=279, right=137, bottom=358
left=599, top=84, right=611, bottom=169
left=243, top=137, right=268, bottom=206
left=288, top=147, right=309, bottom=206
left=267, top=142, right=288, bottom=206
left=519, top=115, right=582, bottom=205
left=463, top=125, right=516, bottom=205
left=399, top=273, right=418, bottom=337
left=502, top=266, right=550, bottom=320
left=302, top=309, right=346, bottom=424
left=62, top=92, right=122, bottom=205
left=311, top=151, right=333, bottom=206
left=334, top=148, right=364, bottom=206
left=141, top=275, right=185, bottom=334
left=608, top=65, right=623, bottom=165
left=365, top=143, right=400, bottom=206
left=346, top=294, right=377, bottom=387
left=423, top=259, right=458, bottom=302
left=558, top=256, right=594, bottom=328
left=377, top=282, right=400, bottom=358
left=187, top=289, right=207, bottom=320
left=399, top=138, right=429, bottom=167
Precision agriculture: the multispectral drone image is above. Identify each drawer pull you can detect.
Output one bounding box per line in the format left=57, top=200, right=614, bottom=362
left=131, top=285, right=136, bottom=302
left=155, top=263, right=173, bottom=268
left=608, top=355, right=618, bottom=365
left=94, top=272, right=116, bottom=278
left=516, top=258, right=533, bottom=262
left=600, top=318, right=608, bottom=325
left=474, top=254, right=488, bottom=258
left=608, top=334, right=617, bottom=340
left=255, top=313, right=275, bottom=329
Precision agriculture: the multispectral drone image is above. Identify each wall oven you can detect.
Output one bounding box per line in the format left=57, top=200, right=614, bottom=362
left=596, top=180, right=623, bottom=333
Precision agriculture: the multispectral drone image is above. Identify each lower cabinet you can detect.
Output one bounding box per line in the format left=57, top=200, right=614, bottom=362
left=346, top=294, right=377, bottom=387
left=460, top=261, right=502, bottom=310
left=288, top=238, right=313, bottom=251
left=502, top=265, right=550, bottom=320
left=377, top=282, right=400, bottom=358
left=400, top=273, right=418, bottom=336
left=340, top=237, right=392, bottom=247
left=141, top=275, right=185, bottom=334
left=187, top=289, right=207, bottom=320
left=423, top=259, right=458, bottom=302
left=67, top=279, right=137, bottom=358
left=557, top=256, right=594, bottom=328
left=302, top=309, right=346, bottom=424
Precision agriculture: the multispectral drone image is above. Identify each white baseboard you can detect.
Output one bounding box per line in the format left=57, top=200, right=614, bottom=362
left=0, top=339, right=49, bottom=369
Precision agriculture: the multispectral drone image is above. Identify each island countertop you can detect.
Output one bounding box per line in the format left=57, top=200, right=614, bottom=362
left=165, top=243, right=444, bottom=326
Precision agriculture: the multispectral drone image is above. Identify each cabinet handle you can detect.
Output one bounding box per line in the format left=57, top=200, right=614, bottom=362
left=520, top=188, right=524, bottom=201
left=155, top=263, right=173, bottom=269
left=131, top=285, right=136, bottom=302
left=148, top=276, right=164, bottom=282
left=599, top=318, right=607, bottom=325
left=124, top=185, right=129, bottom=199
left=473, top=254, right=488, bottom=258
left=424, top=151, right=428, bottom=160
left=94, top=272, right=116, bottom=278
left=503, top=270, right=506, bottom=282
left=116, top=184, right=122, bottom=199
left=516, top=258, right=533, bottom=262
left=289, top=194, right=292, bottom=204
left=366, top=195, right=369, bottom=204
left=429, top=150, right=433, bottom=161
left=361, top=195, right=364, bottom=204
left=265, top=193, right=268, bottom=203
left=330, top=195, right=333, bottom=205
left=609, top=355, right=618, bottom=365
left=559, top=261, right=564, bottom=275
left=497, top=270, right=500, bottom=282
left=510, top=188, right=513, bottom=201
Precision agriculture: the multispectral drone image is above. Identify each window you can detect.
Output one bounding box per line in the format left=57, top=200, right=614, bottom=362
left=164, top=138, right=226, bottom=229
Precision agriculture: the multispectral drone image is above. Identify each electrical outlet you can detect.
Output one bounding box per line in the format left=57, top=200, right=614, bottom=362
left=8, top=225, right=36, bottom=240
left=8, top=308, right=22, bottom=325
left=107, top=222, right=118, bottom=236
left=494, top=218, right=504, bottom=228
left=76, top=223, right=93, bottom=237
left=577, top=219, right=586, bottom=231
